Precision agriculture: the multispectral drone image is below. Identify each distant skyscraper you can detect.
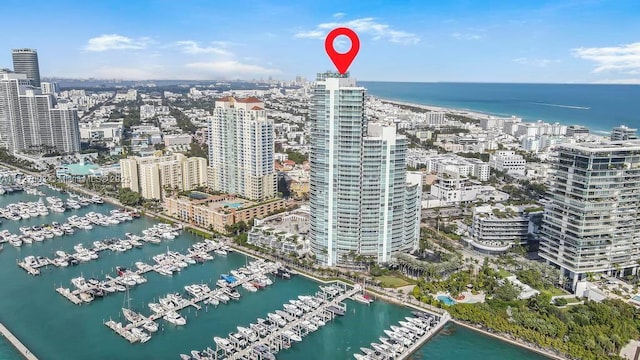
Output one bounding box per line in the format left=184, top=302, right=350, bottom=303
left=0, top=69, right=79, bottom=154
left=309, top=72, right=421, bottom=267
left=207, top=97, right=276, bottom=201
left=539, top=140, right=640, bottom=289
left=610, top=125, right=638, bottom=141
left=12, top=49, right=41, bottom=88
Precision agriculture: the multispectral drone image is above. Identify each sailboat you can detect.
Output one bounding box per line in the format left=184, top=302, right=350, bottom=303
left=352, top=279, right=374, bottom=305
left=122, top=285, right=158, bottom=333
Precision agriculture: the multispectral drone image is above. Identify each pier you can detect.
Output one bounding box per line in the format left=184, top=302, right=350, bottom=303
left=55, top=242, right=222, bottom=305
left=105, top=261, right=282, bottom=343
left=0, top=322, right=38, bottom=360
left=17, top=223, right=180, bottom=276
left=396, top=312, right=450, bottom=359
left=205, top=282, right=358, bottom=360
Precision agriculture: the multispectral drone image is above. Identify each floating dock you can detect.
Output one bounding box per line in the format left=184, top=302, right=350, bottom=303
left=55, top=243, right=221, bottom=305
left=219, top=282, right=358, bottom=360
left=105, top=261, right=282, bottom=343
left=0, top=322, right=38, bottom=360
left=396, top=312, right=450, bottom=359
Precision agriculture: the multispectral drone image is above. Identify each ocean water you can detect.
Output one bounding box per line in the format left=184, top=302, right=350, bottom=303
left=360, top=81, right=640, bottom=133
left=0, top=187, right=546, bottom=360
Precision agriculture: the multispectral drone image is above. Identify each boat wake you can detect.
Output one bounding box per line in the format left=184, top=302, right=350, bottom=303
left=530, top=102, right=590, bottom=110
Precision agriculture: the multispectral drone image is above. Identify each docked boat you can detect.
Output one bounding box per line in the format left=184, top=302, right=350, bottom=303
left=213, top=337, right=234, bottom=352
left=275, top=310, right=294, bottom=322
left=163, top=311, right=186, bottom=326
left=380, top=337, right=405, bottom=353
left=282, top=330, right=302, bottom=342
left=237, top=326, right=259, bottom=342
left=122, top=308, right=144, bottom=323
left=301, top=320, right=318, bottom=332
left=252, top=344, right=276, bottom=360
left=91, top=196, right=104, bottom=204
left=267, top=312, right=287, bottom=327
left=131, top=327, right=151, bottom=343
left=311, top=316, right=326, bottom=327
left=223, top=288, right=241, bottom=300
left=283, top=304, right=303, bottom=317
left=241, top=282, right=258, bottom=292
left=143, top=321, right=158, bottom=333
left=399, top=320, right=424, bottom=335
left=204, top=297, right=219, bottom=306
left=352, top=293, right=374, bottom=304
left=215, top=293, right=230, bottom=303
left=384, top=330, right=412, bottom=347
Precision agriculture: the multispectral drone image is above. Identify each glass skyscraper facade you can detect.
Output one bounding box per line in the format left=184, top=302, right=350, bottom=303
left=309, top=72, right=421, bottom=267
left=539, top=140, right=640, bottom=289
left=11, top=48, right=41, bottom=88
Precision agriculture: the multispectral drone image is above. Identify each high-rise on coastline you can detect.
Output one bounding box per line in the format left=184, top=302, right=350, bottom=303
left=539, top=139, right=640, bottom=289
left=11, top=48, right=40, bottom=88
left=207, top=96, right=277, bottom=201
left=309, top=72, right=421, bottom=266
left=0, top=68, right=80, bottom=154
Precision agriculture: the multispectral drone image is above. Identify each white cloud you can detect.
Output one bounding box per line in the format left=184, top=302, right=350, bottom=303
left=174, top=40, right=232, bottom=56
left=85, top=34, right=151, bottom=52
left=513, top=57, right=560, bottom=67
left=185, top=61, right=280, bottom=77
left=294, top=17, right=420, bottom=45
left=333, top=12, right=346, bottom=19
left=451, top=32, right=483, bottom=40
left=572, top=42, right=640, bottom=74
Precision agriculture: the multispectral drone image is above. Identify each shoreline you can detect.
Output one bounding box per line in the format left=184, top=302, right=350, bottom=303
left=451, top=320, right=568, bottom=360
left=373, top=97, right=612, bottom=134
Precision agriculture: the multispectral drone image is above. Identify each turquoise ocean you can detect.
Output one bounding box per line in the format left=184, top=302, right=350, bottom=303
left=0, top=187, right=546, bottom=360
left=361, top=81, right=640, bottom=133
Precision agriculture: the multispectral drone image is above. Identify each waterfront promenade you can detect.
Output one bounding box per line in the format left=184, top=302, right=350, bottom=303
left=0, top=323, right=37, bottom=360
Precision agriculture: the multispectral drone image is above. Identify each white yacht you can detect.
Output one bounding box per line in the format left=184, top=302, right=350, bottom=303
left=213, top=337, right=234, bottom=352
left=131, top=328, right=151, bottom=343
left=282, top=330, right=302, bottom=342
left=163, top=311, right=186, bottom=326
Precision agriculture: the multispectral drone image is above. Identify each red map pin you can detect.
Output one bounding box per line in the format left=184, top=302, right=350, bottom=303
left=325, top=27, right=360, bottom=75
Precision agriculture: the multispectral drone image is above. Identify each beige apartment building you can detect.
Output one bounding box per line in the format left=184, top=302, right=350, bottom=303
left=120, top=154, right=207, bottom=200
left=164, top=193, right=290, bottom=234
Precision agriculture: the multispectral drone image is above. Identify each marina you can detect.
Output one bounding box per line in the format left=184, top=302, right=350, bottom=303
left=17, top=222, right=181, bottom=275
left=106, top=259, right=282, bottom=344
left=0, top=181, right=549, bottom=360
left=55, top=241, right=222, bottom=305
left=182, top=283, right=449, bottom=360
left=1, top=208, right=133, bottom=248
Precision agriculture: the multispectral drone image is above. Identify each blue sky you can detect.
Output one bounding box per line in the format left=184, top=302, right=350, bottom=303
left=1, top=0, right=639, bottom=83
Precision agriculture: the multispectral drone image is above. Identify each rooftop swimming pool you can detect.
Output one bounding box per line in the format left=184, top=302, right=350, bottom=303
left=222, top=201, right=244, bottom=209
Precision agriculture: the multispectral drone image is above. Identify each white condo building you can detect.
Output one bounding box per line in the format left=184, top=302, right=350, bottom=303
left=207, top=97, right=276, bottom=201
left=309, top=72, right=421, bottom=267
left=610, top=125, right=638, bottom=141
left=539, top=140, right=640, bottom=289
left=489, top=150, right=526, bottom=176
left=0, top=70, right=80, bottom=154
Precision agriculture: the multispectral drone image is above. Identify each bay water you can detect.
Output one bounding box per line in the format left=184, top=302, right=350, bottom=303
left=0, top=187, right=546, bottom=359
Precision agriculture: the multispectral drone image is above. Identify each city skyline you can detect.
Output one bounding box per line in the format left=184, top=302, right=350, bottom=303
left=1, top=0, right=639, bottom=83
